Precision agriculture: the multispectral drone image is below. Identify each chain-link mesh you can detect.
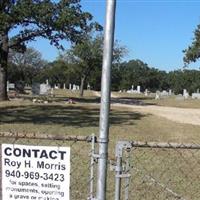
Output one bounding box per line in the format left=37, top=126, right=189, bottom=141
left=114, top=141, right=200, bottom=200
left=0, top=132, right=97, bottom=200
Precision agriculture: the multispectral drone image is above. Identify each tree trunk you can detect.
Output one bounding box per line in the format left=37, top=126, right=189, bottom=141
left=0, top=65, right=7, bottom=100
left=0, top=33, right=9, bottom=101
left=80, top=75, right=86, bottom=97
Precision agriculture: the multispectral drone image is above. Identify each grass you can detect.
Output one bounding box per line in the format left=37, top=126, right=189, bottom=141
left=1, top=91, right=200, bottom=199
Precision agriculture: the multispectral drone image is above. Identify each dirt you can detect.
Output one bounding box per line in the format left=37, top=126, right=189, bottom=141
left=113, top=103, right=200, bottom=126
left=93, top=91, right=200, bottom=126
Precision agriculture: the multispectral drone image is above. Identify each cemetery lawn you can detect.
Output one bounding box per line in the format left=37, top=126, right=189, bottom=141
left=1, top=94, right=200, bottom=199
left=1, top=97, right=200, bottom=149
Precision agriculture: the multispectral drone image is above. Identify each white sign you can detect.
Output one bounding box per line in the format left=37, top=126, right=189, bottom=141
left=2, top=144, right=70, bottom=200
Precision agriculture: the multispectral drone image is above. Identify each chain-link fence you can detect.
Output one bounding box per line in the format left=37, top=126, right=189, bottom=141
left=112, top=141, right=200, bottom=200
left=0, top=131, right=98, bottom=200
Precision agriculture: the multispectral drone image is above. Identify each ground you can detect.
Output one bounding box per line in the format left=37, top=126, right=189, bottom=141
left=0, top=90, right=200, bottom=199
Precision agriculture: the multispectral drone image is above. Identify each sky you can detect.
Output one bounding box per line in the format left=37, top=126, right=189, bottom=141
left=27, top=0, right=200, bottom=71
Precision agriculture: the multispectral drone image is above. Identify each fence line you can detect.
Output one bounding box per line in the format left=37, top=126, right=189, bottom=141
left=0, top=131, right=94, bottom=142
left=131, top=141, right=200, bottom=149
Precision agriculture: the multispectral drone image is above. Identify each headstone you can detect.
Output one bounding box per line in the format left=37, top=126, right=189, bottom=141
left=63, top=83, right=66, bottom=90
left=32, top=83, right=40, bottom=95
left=144, top=89, right=148, bottom=96
left=54, top=84, right=59, bottom=89
left=87, top=83, right=90, bottom=90
left=40, top=84, right=49, bottom=95
left=160, top=90, right=169, bottom=96
left=169, top=89, right=172, bottom=96
left=6, top=81, right=9, bottom=92
left=137, top=85, right=141, bottom=93
left=72, top=84, right=76, bottom=91
left=183, top=89, right=189, bottom=99
left=192, top=93, right=200, bottom=99
left=69, top=83, right=72, bottom=90
left=32, top=83, right=50, bottom=95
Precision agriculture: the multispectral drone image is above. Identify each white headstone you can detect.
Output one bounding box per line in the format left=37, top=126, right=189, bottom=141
left=54, top=84, right=59, bottom=89
left=137, top=85, right=141, bottom=93
left=69, top=84, right=72, bottom=90
left=6, top=81, right=9, bottom=92
left=87, top=83, right=90, bottom=90
left=183, top=89, right=189, bottom=99
left=63, top=83, right=66, bottom=89
left=32, top=83, right=50, bottom=95
left=144, top=89, right=148, bottom=96
left=72, top=84, right=76, bottom=91
left=192, top=93, right=200, bottom=99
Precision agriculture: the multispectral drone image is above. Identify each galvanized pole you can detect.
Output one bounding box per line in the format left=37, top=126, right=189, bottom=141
left=97, top=0, right=116, bottom=200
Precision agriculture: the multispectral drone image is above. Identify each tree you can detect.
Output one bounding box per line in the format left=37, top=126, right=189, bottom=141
left=36, top=60, right=77, bottom=87
left=0, top=0, right=101, bottom=100
left=119, top=59, right=168, bottom=92
left=59, top=35, right=127, bottom=96
left=183, top=24, right=200, bottom=63
left=8, top=47, right=47, bottom=86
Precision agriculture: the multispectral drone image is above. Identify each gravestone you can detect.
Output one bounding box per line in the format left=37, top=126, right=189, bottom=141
left=144, top=89, right=148, bottom=96
left=183, top=89, right=189, bottom=99
left=160, top=90, right=169, bottom=96
left=69, top=83, right=72, bottom=90
left=137, top=85, right=141, bottom=93
left=72, top=84, right=76, bottom=91
left=7, top=81, right=15, bottom=92
left=87, top=83, right=91, bottom=90
left=192, top=93, right=200, bottom=99
left=32, top=83, right=50, bottom=95
left=54, top=84, right=59, bottom=89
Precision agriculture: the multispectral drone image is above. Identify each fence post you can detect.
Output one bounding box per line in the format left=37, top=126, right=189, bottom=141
left=88, top=134, right=97, bottom=199
left=124, top=151, right=130, bottom=200
left=115, top=152, right=122, bottom=200
left=115, top=142, right=132, bottom=200
left=97, top=1, right=116, bottom=200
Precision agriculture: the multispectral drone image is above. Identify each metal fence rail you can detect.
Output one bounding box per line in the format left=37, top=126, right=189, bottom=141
left=113, top=141, right=200, bottom=200
left=0, top=131, right=97, bottom=200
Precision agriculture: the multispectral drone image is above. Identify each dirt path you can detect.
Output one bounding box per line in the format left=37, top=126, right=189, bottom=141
left=113, top=103, right=200, bottom=126
left=92, top=91, right=200, bottom=126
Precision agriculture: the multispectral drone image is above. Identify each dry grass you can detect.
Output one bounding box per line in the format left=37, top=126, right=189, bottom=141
left=1, top=91, right=200, bottom=199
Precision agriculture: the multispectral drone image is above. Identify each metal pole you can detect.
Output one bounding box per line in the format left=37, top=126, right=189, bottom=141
left=97, top=0, right=116, bottom=200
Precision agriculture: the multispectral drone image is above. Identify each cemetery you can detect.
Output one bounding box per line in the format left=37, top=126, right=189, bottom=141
left=1, top=1, right=200, bottom=200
